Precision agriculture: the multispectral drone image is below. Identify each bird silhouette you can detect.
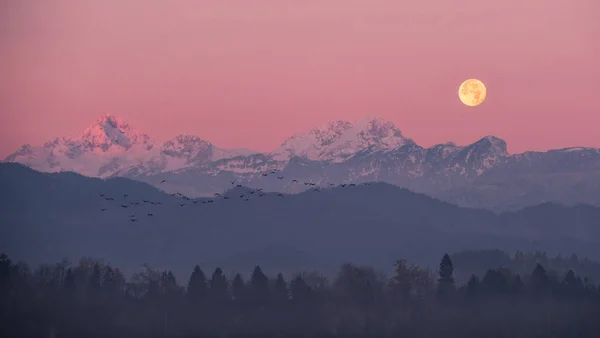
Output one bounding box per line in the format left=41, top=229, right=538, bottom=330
left=160, top=180, right=166, bottom=184
left=214, top=193, right=220, bottom=197
left=236, top=184, right=243, bottom=188
left=231, top=180, right=236, bottom=185
left=207, top=200, right=214, bottom=204
left=292, top=180, right=298, bottom=183
left=147, top=213, right=154, bottom=216
left=100, top=208, right=107, bottom=211
left=329, top=183, right=335, bottom=187
left=180, top=204, right=186, bottom=207
left=223, top=196, right=229, bottom=200
left=240, top=195, right=245, bottom=198
left=277, top=193, right=283, bottom=197
left=98, top=193, right=104, bottom=197
left=277, top=176, right=284, bottom=180
left=124, top=194, right=129, bottom=198
left=262, top=173, right=268, bottom=177
left=121, top=205, right=128, bottom=208
left=129, top=219, right=138, bottom=222
left=193, top=201, right=199, bottom=204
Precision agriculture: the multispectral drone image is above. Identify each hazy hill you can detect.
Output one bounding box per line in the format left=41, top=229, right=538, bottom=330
left=1, top=163, right=599, bottom=279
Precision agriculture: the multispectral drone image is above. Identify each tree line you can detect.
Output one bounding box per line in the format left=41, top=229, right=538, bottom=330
left=1, top=252, right=600, bottom=338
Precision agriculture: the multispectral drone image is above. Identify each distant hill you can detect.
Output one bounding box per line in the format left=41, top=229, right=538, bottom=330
left=1, top=163, right=600, bottom=279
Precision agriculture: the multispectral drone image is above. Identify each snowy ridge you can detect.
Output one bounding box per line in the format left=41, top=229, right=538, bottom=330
left=5, top=114, right=259, bottom=178
left=271, top=116, right=413, bottom=162
left=6, top=114, right=600, bottom=199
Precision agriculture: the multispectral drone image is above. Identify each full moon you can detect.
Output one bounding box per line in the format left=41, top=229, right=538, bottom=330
left=458, top=79, right=486, bottom=107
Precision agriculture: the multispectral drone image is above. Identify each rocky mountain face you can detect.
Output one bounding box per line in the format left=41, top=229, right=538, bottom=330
left=5, top=114, right=600, bottom=211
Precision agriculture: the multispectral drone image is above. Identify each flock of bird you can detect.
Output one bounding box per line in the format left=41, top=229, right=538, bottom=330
left=96, top=169, right=370, bottom=222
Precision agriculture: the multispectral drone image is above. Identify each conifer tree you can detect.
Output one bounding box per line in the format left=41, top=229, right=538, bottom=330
left=187, top=265, right=207, bottom=304
left=437, top=254, right=455, bottom=299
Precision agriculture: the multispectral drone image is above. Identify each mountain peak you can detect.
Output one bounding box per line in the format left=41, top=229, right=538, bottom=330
left=473, top=135, right=509, bottom=156
left=81, top=114, right=152, bottom=152
left=272, top=116, right=412, bottom=162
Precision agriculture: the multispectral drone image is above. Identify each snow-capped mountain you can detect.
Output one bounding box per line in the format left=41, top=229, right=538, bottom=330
left=5, top=115, right=256, bottom=178
left=271, top=116, right=413, bottom=162
left=6, top=114, right=600, bottom=211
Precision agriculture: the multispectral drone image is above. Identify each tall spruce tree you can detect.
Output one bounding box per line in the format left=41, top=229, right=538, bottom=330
left=187, top=265, right=207, bottom=304
left=250, top=265, right=269, bottom=304
left=209, top=267, right=229, bottom=302
left=437, top=253, right=455, bottom=299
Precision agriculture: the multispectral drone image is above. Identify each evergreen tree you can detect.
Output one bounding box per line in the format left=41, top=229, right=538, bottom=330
left=437, top=254, right=455, bottom=299
left=232, top=273, right=245, bottom=302
left=273, top=273, right=289, bottom=303
left=187, top=265, right=207, bottom=304
left=290, top=275, right=312, bottom=303
left=250, top=265, right=269, bottom=304
left=209, top=267, right=229, bottom=302
left=531, top=263, right=550, bottom=296
left=88, top=263, right=103, bottom=298
left=466, top=274, right=479, bottom=299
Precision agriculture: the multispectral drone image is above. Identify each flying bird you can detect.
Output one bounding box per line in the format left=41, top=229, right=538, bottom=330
left=129, top=219, right=138, bottom=222
left=121, top=205, right=128, bottom=208
left=100, top=208, right=107, bottom=211
left=292, top=180, right=298, bottom=183
left=147, top=213, right=154, bottom=217
left=214, top=193, right=220, bottom=197
left=262, top=173, right=269, bottom=177
left=124, top=194, right=129, bottom=198
left=180, top=204, right=186, bottom=207
left=277, top=193, right=283, bottom=197
left=160, top=180, right=166, bottom=184
left=277, top=176, right=284, bottom=180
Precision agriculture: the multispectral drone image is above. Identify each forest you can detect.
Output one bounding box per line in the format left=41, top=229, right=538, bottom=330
left=1, top=251, right=600, bottom=338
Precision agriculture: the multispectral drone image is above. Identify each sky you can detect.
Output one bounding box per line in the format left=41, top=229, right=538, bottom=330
left=1, top=0, right=599, bottom=158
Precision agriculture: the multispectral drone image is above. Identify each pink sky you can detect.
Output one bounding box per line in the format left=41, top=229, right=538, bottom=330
left=1, top=0, right=599, bottom=158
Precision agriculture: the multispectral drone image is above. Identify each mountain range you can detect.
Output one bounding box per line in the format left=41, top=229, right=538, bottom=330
left=5, top=114, right=600, bottom=211
left=1, top=163, right=600, bottom=280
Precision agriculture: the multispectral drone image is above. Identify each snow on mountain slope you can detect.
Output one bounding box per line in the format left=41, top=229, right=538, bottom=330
left=271, top=116, right=413, bottom=162
left=4, top=115, right=259, bottom=178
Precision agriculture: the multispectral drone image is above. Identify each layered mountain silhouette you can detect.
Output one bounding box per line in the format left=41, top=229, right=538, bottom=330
left=5, top=114, right=600, bottom=211
left=1, top=163, right=599, bottom=279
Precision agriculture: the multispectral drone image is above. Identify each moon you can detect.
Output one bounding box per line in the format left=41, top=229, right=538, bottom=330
left=458, top=79, right=486, bottom=107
